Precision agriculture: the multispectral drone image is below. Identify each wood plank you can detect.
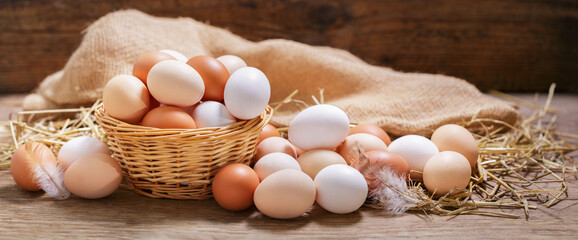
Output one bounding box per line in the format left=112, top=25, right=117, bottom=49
left=1, top=0, right=577, bottom=94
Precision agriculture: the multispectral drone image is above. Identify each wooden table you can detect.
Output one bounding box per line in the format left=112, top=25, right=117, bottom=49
left=1, top=93, right=576, bottom=239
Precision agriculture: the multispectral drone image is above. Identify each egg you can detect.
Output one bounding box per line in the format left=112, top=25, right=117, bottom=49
left=361, top=150, right=409, bottom=190
left=191, top=101, right=236, bottom=128
left=223, top=67, right=271, bottom=120
left=141, top=106, right=197, bottom=129
left=186, top=55, right=230, bottom=101
left=147, top=60, right=205, bottom=107
left=159, top=49, right=188, bottom=62
left=212, top=163, right=260, bottom=211
left=423, top=151, right=472, bottom=196
left=431, top=124, right=479, bottom=167
left=63, top=153, right=122, bottom=199
left=10, top=142, right=57, bottom=191
left=58, top=136, right=110, bottom=170
left=314, top=164, right=368, bottom=214
left=258, top=124, right=281, bottom=144
left=294, top=145, right=306, bottom=157
left=253, top=152, right=301, bottom=181
left=349, top=124, right=391, bottom=146
left=288, top=104, right=350, bottom=151
left=217, top=55, right=247, bottom=75
left=387, top=135, right=439, bottom=180
left=337, top=133, right=388, bottom=165
left=253, top=169, right=316, bottom=219
left=133, top=51, right=176, bottom=85
left=297, top=150, right=347, bottom=179
left=102, top=75, right=150, bottom=124
left=255, top=136, right=297, bottom=160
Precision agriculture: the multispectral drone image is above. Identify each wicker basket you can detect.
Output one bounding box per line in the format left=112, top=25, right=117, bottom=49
left=94, top=103, right=272, bottom=199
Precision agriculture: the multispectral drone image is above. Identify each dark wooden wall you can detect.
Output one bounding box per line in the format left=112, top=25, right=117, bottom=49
left=1, top=0, right=577, bottom=94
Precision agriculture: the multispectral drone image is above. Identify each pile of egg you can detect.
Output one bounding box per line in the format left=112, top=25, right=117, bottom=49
left=10, top=50, right=273, bottom=199
left=10, top=136, right=122, bottom=199
left=103, top=50, right=271, bottom=129
left=212, top=104, right=479, bottom=219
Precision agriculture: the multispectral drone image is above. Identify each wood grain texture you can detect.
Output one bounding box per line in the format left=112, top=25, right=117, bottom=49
left=0, top=93, right=577, bottom=239
left=1, top=0, right=577, bottom=94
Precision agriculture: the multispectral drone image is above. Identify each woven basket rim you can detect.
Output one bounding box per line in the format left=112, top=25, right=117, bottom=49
left=94, top=103, right=273, bottom=138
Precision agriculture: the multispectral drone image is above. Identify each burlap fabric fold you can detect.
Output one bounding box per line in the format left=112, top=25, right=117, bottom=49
left=23, top=9, right=518, bottom=137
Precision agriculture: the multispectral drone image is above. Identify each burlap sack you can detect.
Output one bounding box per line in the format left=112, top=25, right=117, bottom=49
left=23, top=9, right=518, bottom=137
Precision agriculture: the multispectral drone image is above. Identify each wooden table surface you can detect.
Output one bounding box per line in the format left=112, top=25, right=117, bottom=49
left=0, top=93, right=576, bottom=239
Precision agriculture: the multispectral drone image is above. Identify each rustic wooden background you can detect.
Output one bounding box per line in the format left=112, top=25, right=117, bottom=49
left=1, top=0, right=577, bottom=94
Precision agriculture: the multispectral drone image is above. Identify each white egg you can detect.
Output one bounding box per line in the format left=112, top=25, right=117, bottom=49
left=314, top=164, right=368, bottom=214
left=147, top=60, right=205, bottom=107
left=387, top=135, right=439, bottom=180
left=191, top=101, right=236, bottom=128
left=224, top=67, right=271, bottom=120
left=288, top=104, right=350, bottom=151
left=159, top=49, right=189, bottom=62
left=253, top=152, right=301, bottom=181
left=58, top=136, right=110, bottom=170
left=217, top=55, right=247, bottom=75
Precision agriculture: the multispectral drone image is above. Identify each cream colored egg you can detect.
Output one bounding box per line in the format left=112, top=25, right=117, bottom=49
left=337, top=133, right=388, bottom=165
left=253, top=152, right=301, bottom=181
left=102, top=74, right=150, bottom=124
left=253, top=169, right=316, bottom=219
left=147, top=60, right=205, bottom=107
left=297, top=150, right=347, bottom=179
left=431, top=124, right=479, bottom=167
left=423, top=151, right=471, bottom=196
left=63, top=153, right=122, bottom=199
left=255, top=137, right=297, bottom=160
left=159, top=49, right=188, bottom=62
left=217, top=55, right=247, bottom=75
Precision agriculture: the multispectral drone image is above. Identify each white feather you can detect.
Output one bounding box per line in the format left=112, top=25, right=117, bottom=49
left=349, top=143, right=418, bottom=215
left=368, top=167, right=413, bottom=215
left=25, top=142, right=70, bottom=200
left=32, top=162, right=70, bottom=200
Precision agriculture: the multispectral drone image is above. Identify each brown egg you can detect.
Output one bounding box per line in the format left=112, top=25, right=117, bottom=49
left=362, top=150, right=409, bottom=190
left=141, top=106, right=197, bottom=129
left=63, top=153, right=123, bottom=199
left=255, top=137, right=297, bottom=160
left=133, top=51, right=176, bottom=85
left=431, top=124, right=479, bottom=167
left=423, top=151, right=471, bottom=196
left=258, top=124, right=281, bottom=144
left=10, top=142, right=57, bottom=191
left=186, top=55, right=230, bottom=101
left=212, top=163, right=260, bottom=211
left=102, top=75, right=150, bottom=125
left=349, top=124, right=391, bottom=146
left=337, top=133, right=388, bottom=164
